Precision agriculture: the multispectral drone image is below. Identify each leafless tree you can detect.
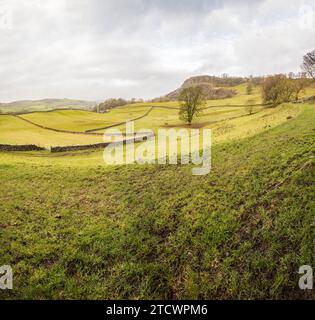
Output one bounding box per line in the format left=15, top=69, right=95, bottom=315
left=246, top=81, right=253, bottom=95
left=302, top=50, right=315, bottom=80
left=293, top=77, right=309, bottom=101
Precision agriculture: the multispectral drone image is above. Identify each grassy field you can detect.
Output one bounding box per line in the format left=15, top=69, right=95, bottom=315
left=1, top=82, right=311, bottom=145
left=0, top=86, right=267, bottom=148
left=19, top=107, right=150, bottom=133
left=93, top=103, right=301, bottom=148
left=0, top=103, right=303, bottom=155
left=0, top=115, right=105, bottom=147
left=0, top=83, right=314, bottom=299
left=0, top=102, right=314, bottom=299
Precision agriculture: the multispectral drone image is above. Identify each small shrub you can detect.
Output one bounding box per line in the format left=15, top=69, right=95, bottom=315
left=246, top=81, right=253, bottom=95
left=245, top=99, right=256, bottom=115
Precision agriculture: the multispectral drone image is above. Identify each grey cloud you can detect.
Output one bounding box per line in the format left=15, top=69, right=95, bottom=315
left=0, top=0, right=314, bottom=101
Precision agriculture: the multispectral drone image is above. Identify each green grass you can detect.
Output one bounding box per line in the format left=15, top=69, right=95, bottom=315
left=19, top=107, right=150, bottom=133
left=0, top=103, right=314, bottom=299
left=0, top=102, right=304, bottom=161
left=0, top=84, right=314, bottom=299
left=0, top=83, right=304, bottom=148
left=0, top=104, right=303, bottom=168
left=96, top=103, right=301, bottom=147
left=0, top=115, right=104, bottom=147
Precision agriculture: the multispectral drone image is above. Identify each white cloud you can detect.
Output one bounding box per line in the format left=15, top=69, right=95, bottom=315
left=0, top=0, right=314, bottom=101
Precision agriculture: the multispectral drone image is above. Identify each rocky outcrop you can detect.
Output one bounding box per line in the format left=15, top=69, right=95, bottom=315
left=154, top=75, right=242, bottom=101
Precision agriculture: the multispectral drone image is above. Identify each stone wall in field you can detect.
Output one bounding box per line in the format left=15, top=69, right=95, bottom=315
left=50, top=142, right=111, bottom=153
left=1, top=133, right=154, bottom=153
left=50, top=134, right=154, bottom=153
left=0, top=144, right=45, bottom=151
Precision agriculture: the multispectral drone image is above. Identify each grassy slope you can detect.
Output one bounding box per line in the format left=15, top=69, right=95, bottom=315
left=20, top=107, right=149, bottom=132
left=0, top=104, right=304, bottom=166
left=96, top=104, right=301, bottom=145
left=1, top=83, right=310, bottom=146
left=0, top=103, right=314, bottom=299
left=0, top=115, right=105, bottom=147
left=0, top=103, right=302, bottom=148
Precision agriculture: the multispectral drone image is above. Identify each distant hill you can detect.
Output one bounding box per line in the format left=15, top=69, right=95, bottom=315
left=154, top=75, right=246, bottom=101
left=182, top=75, right=246, bottom=87
left=0, top=98, right=96, bottom=114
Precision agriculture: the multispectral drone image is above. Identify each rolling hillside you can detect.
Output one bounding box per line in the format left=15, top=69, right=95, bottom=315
left=0, top=99, right=96, bottom=114
left=0, top=83, right=313, bottom=148
left=0, top=115, right=105, bottom=147
left=0, top=102, right=314, bottom=299
left=1, top=0, right=315, bottom=304
left=0, top=82, right=314, bottom=299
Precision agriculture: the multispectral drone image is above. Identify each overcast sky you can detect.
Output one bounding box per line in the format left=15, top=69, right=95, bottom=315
left=0, top=0, right=314, bottom=102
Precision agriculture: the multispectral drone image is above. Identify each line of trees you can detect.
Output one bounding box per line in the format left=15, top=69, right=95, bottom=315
left=261, top=50, right=315, bottom=105
left=94, top=98, right=144, bottom=113
left=246, top=79, right=253, bottom=95
left=261, top=75, right=310, bottom=105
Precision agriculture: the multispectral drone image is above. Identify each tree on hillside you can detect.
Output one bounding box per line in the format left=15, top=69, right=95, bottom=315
left=262, top=75, right=295, bottom=105
left=302, top=50, right=315, bottom=80
left=245, top=99, right=256, bottom=115
left=178, top=86, right=205, bottom=125
left=246, top=81, right=253, bottom=95
left=293, top=77, right=309, bottom=101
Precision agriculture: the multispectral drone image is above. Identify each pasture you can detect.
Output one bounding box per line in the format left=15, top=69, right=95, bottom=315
left=0, top=102, right=314, bottom=299
left=0, top=115, right=105, bottom=147
left=2, top=83, right=312, bottom=148
left=19, top=107, right=150, bottom=133
left=0, top=83, right=314, bottom=299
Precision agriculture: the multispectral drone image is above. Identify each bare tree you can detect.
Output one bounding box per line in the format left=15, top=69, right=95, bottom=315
left=302, top=50, right=315, bottom=80
left=293, top=77, right=309, bottom=101
left=245, top=99, right=256, bottom=115
left=246, top=81, right=253, bottom=95
left=178, top=86, right=205, bottom=125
